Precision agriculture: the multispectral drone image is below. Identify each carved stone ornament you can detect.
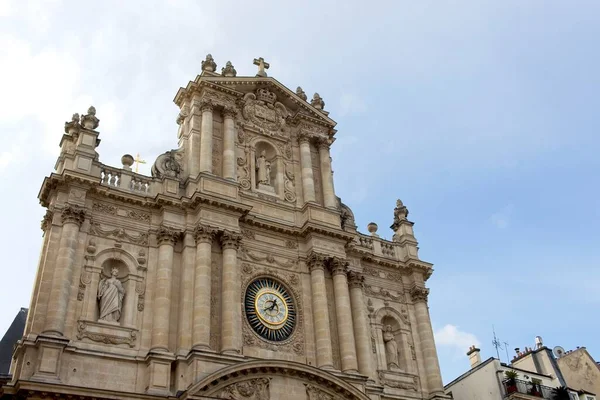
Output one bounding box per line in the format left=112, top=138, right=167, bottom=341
left=240, top=248, right=298, bottom=270
left=329, top=257, right=348, bottom=276
left=77, top=321, right=136, bottom=348
left=283, top=163, right=296, bottom=203
left=364, top=285, right=404, bottom=302
left=310, top=93, right=325, bottom=110
left=306, top=252, right=327, bottom=272
left=151, top=149, right=183, bottom=179
left=156, top=225, right=180, bottom=245
left=81, top=106, right=100, bottom=130
left=41, top=210, right=54, bottom=231
left=377, top=371, right=418, bottom=391
left=217, top=377, right=270, bottom=399
left=305, top=384, right=335, bottom=400
left=61, top=205, right=86, bottom=226
left=221, top=60, right=237, bottom=77
left=237, top=146, right=252, bottom=190
left=194, top=224, right=216, bottom=244
left=89, top=221, right=148, bottom=245
left=391, top=199, right=409, bottom=230
left=409, top=285, right=429, bottom=303
left=296, top=86, right=307, bottom=101
left=242, top=89, right=289, bottom=137
left=98, top=267, right=125, bottom=322
left=92, top=202, right=150, bottom=222
left=347, top=271, right=365, bottom=289
left=136, top=281, right=145, bottom=311
left=201, top=53, right=217, bottom=72
left=64, top=113, right=81, bottom=134
left=221, top=231, right=242, bottom=249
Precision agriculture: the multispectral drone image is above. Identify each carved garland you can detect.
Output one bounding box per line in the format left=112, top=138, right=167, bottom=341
left=216, top=377, right=271, bottom=399
left=77, top=322, right=136, bottom=348
left=363, top=266, right=403, bottom=282
left=92, top=202, right=150, bottom=222
left=364, top=285, right=404, bottom=303
left=240, top=248, right=298, bottom=270
left=88, top=221, right=149, bottom=245
left=241, top=264, right=304, bottom=355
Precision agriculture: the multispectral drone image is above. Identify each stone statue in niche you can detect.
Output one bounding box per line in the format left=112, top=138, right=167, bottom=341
left=98, top=267, right=125, bottom=323
left=383, top=325, right=400, bottom=369
left=255, top=150, right=272, bottom=191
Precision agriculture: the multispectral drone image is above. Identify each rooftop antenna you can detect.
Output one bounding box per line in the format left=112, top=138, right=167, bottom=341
left=503, top=340, right=510, bottom=363
left=492, top=325, right=504, bottom=361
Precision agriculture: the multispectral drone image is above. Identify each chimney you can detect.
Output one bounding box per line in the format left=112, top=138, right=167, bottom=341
left=467, top=345, right=482, bottom=368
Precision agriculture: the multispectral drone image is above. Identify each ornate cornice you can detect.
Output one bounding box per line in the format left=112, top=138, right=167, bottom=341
left=194, top=224, right=217, bottom=244
left=221, top=230, right=242, bottom=249
left=409, top=285, right=429, bottom=303
left=156, top=225, right=180, bottom=245
left=61, top=205, right=86, bottom=226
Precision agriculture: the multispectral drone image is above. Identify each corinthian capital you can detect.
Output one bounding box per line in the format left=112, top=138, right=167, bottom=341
left=156, top=225, right=180, bottom=245
left=222, top=106, right=237, bottom=118
left=316, top=137, right=332, bottom=150
left=194, top=224, right=216, bottom=244
left=328, top=257, right=349, bottom=276
left=199, top=100, right=214, bottom=113
left=41, top=210, right=54, bottom=231
left=61, top=205, right=86, bottom=226
left=220, top=230, right=242, bottom=250
left=306, top=252, right=327, bottom=272
left=410, top=285, right=429, bottom=303
left=347, top=271, right=365, bottom=289
left=297, top=131, right=313, bottom=144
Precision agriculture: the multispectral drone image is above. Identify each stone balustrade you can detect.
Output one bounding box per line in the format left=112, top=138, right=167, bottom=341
left=99, top=163, right=156, bottom=196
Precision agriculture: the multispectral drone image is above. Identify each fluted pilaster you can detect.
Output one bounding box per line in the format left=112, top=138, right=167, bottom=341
left=307, top=253, right=333, bottom=369
left=43, top=205, right=85, bottom=336
left=192, top=225, right=216, bottom=350
left=220, top=231, right=242, bottom=354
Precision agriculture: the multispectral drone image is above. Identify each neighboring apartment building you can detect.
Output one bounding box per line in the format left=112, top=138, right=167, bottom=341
left=445, top=342, right=597, bottom=400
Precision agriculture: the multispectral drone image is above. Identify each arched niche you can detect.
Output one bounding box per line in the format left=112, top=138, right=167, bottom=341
left=250, top=138, right=284, bottom=199
left=373, top=306, right=414, bottom=374
left=82, top=247, right=144, bottom=329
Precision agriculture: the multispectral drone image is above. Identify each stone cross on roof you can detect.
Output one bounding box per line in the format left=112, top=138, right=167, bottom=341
left=253, top=57, right=270, bottom=77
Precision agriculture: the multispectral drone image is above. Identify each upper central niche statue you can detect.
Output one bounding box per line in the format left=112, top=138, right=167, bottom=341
left=256, top=150, right=271, bottom=186
left=98, top=267, right=125, bottom=323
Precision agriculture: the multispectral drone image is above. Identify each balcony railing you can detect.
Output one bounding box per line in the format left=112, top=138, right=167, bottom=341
left=503, top=379, right=556, bottom=399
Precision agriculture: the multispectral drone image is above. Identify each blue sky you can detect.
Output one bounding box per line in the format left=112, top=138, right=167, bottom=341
left=0, top=0, right=598, bottom=383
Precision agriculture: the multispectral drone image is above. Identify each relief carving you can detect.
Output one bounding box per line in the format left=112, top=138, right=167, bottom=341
left=364, top=285, right=404, bottom=303
left=217, top=378, right=270, bottom=400
left=77, top=271, right=92, bottom=301
left=237, top=146, right=252, bottom=190
left=242, top=89, right=289, bottom=137
left=240, top=248, right=298, bottom=270
left=77, top=322, right=136, bottom=347
left=136, top=281, right=145, bottom=312
left=377, top=371, right=418, bottom=391
left=305, top=384, right=334, bottom=400
left=283, top=163, right=297, bottom=203
left=89, top=221, right=149, bottom=245
left=92, top=202, right=150, bottom=222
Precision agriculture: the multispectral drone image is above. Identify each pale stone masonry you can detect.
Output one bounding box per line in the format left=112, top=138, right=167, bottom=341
left=4, top=55, right=448, bottom=400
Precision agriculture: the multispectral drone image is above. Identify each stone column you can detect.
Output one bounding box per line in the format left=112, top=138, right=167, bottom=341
left=188, top=102, right=202, bottom=179
left=43, top=205, right=85, bottom=336
left=150, top=226, right=179, bottom=352
left=307, top=253, right=333, bottom=369
left=411, top=286, right=444, bottom=395
left=330, top=259, right=358, bottom=373
left=222, top=107, right=236, bottom=180
left=220, top=231, right=242, bottom=355
left=192, top=225, right=215, bottom=350
left=199, top=101, right=214, bottom=174
left=176, top=231, right=195, bottom=354
left=348, top=272, right=374, bottom=379
left=318, top=139, right=336, bottom=209
left=299, top=133, right=316, bottom=203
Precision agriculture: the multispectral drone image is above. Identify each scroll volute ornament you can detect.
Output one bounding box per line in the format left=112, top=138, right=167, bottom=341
left=409, top=285, right=429, bottom=303
left=61, top=205, right=86, bottom=226
left=329, top=257, right=349, bottom=276
left=156, top=225, right=180, bottom=245
left=41, top=210, right=54, bottom=231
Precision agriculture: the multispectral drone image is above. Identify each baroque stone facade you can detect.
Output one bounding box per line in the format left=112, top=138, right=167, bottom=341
left=4, top=56, right=448, bottom=400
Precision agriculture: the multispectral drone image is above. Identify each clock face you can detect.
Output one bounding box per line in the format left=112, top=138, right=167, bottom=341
left=245, top=278, right=296, bottom=342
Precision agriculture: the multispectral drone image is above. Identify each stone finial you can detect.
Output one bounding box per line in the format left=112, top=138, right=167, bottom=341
left=311, top=93, right=325, bottom=110
left=391, top=199, right=409, bottom=230
left=221, top=61, right=237, bottom=77
left=64, top=113, right=81, bottom=134
left=121, top=154, right=134, bottom=171
left=296, top=86, right=307, bottom=101
left=253, top=57, right=270, bottom=77
left=367, top=222, right=379, bottom=237
left=81, top=106, right=100, bottom=130
left=201, top=53, right=217, bottom=72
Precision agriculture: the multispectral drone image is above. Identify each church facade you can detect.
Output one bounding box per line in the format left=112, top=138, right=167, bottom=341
left=5, top=55, right=447, bottom=400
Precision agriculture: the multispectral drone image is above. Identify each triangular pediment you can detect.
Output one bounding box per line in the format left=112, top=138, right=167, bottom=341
left=174, top=72, right=337, bottom=131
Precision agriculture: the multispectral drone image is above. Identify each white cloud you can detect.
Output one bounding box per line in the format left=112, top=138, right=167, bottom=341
left=490, top=204, right=514, bottom=229
left=435, top=324, right=480, bottom=352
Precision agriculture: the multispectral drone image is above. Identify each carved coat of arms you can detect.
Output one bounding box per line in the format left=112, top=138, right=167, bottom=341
left=242, top=88, right=288, bottom=137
